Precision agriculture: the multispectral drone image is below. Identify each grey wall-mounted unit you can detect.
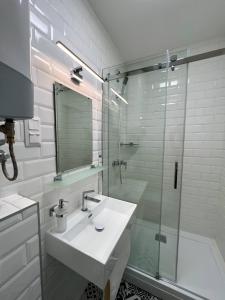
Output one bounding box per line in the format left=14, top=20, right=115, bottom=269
left=0, top=0, right=34, bottom=181
left=0, top=0, right=33, bottom=120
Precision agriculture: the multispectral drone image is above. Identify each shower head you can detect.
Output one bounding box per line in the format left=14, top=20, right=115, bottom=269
left=121, top=75, right=129, bottom=96
left=123, top=76, right=129, bottom=86
left=170, top=55, right=177, bottom=71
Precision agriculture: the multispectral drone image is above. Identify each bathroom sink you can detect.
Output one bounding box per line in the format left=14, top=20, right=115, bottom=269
left=46, top=194, right=136, bottom=289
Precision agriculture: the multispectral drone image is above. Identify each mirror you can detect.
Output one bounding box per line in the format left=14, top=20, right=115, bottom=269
left=54, top=82, right=92, bottom=174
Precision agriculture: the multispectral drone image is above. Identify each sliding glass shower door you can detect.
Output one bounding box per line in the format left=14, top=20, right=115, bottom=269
left=102, top=52, right=187, bottom=281
left=159, top=60, right=188, bottom=281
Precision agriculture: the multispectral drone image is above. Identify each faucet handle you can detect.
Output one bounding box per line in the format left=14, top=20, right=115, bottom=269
left=82, top=189, right=95, bottom=199
left=59, top=199, right=68, bottom=209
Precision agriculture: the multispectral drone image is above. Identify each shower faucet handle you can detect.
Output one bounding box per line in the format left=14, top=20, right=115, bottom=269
left=112, top=159, right=120, bottom=167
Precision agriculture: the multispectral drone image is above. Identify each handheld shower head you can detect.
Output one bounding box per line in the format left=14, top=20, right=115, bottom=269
left=123, top=76, right=128, bottom=86
left=170, top=55, right=177, bottom=71
left=121, top=75, right=129, bottom=96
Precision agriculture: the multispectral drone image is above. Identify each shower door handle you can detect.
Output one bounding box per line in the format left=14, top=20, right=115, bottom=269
left=174, top=162, right=178, bottom=189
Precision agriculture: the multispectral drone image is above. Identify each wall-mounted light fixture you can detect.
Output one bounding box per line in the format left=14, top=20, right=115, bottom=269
left=56, top=41, right=104, bottom=83
left=70, top=67, right=83, bottom=85
left=110, top=88, right=128, bottom=104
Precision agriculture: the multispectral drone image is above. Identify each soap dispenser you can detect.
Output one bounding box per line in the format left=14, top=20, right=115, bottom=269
left=55, top=199, right=68, bottom=233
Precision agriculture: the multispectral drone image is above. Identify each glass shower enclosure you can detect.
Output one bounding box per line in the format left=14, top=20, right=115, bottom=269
left=102, top=51, right=187, bottom=282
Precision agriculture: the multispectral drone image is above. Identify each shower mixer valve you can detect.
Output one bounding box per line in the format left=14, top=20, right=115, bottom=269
left=112, top=159, right=120, bottom=167
left=112, top=159, right=128, bottom=184
left=112, top=159, right=127, bottom=169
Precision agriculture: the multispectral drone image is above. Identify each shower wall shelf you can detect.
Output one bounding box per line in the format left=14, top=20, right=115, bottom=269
left=120, top=142, right=139, bottom=146
left=49, top=166, right=105, bottom=188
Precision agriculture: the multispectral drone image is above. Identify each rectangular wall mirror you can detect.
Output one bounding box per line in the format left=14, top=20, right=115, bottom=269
left=54, top=82, right=92, bottom=175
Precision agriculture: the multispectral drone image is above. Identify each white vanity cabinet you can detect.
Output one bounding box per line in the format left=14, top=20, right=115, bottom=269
left=106, top=228, right=131, bottom=300
left=46, top=194, right=136, bottom=300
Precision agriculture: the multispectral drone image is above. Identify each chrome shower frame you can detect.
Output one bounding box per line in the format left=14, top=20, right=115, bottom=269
left=105, top=47, right=225, bottom=81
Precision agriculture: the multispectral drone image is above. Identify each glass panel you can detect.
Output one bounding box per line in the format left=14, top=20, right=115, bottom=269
left=175, top=54, right=225, bottom=299
left=159, top=55, right=188, bottom=281
left=103, top=53, right=169, bottom=278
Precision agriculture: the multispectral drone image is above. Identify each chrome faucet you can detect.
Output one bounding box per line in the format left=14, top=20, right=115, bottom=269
left=81, top=189, right=100, bottom=211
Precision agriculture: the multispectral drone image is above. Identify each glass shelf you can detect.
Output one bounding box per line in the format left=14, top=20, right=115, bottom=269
left=49, top=166, right=105, bottom=188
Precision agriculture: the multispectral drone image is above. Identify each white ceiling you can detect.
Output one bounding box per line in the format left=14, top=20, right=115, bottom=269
left=88, top=0, right=225, bottom=61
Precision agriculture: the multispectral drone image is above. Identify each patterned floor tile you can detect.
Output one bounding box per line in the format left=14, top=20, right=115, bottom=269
left=81, top=280, right=162, bottom=300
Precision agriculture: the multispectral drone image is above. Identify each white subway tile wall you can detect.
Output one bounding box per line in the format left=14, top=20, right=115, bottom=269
left=0, top=0, right=122, bottom=299
left=181, top=38, right=225, bottom=260
left=218, top=158, right=225, bottom=260
left=0, top=206, right=41, bottom=300
left=122, top=69, right=168, bottom=223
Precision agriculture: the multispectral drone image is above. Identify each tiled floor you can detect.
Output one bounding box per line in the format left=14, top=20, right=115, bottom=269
left=81, top=280, right=161, bottom=300
left=81, top=282, right=102, bottom=300
left=116, top=281, right=161, bottom=300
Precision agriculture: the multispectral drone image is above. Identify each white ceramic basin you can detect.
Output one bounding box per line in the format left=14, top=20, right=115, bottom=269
left=46, top=194, right=136, bottom=289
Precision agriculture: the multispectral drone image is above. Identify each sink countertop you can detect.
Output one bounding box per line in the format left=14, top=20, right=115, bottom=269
left=47, top=194, right=137, bottom=265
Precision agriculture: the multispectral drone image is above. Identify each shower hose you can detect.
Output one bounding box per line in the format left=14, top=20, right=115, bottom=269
left=1, top=142, right=18, bottom=181
left=0, top=120, right=18, bottom=181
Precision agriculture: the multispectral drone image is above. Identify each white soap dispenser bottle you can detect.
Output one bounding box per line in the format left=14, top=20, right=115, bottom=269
left=55, top=199, right=68, bottom=233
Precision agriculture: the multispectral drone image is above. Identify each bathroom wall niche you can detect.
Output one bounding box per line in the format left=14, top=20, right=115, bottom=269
left=54, top=82, right=92, bottom=175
